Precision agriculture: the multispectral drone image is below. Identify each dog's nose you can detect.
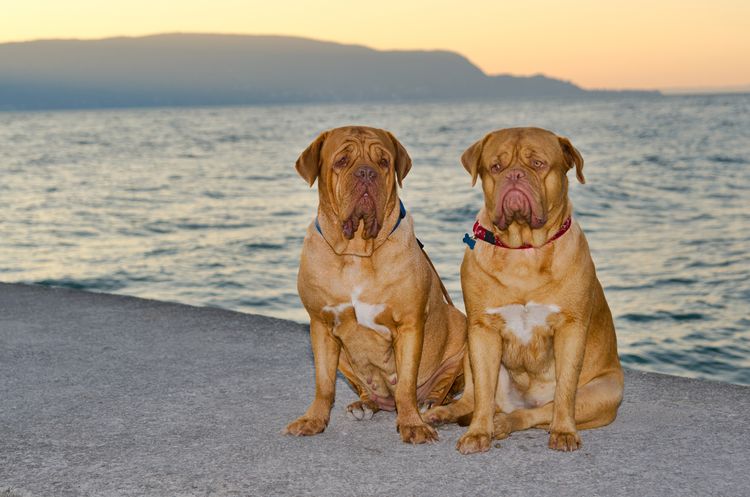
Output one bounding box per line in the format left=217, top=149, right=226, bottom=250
left=506, top=168, right=526, bottom=182
left=355, top=165, right=377, bottom=182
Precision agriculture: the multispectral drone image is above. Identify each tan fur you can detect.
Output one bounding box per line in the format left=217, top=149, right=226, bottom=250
left=425, top=127, right=623, bottom=454
left=284, top=126, right=467, bottom=444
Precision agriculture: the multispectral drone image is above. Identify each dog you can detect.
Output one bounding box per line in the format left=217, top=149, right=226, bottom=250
left=284, top=126, right=466, bottom=444
left=425, top=127, right=623, bottom=454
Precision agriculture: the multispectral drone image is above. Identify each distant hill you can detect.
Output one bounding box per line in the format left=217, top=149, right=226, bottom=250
left=0, top=33, right=660, bottom=110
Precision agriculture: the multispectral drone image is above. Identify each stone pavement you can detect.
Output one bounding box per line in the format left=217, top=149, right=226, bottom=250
left=1, top=283, right=748, bottom=496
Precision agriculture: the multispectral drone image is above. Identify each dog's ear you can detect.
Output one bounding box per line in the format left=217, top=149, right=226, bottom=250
left=295, top=131, right=328, bottom=186
left=461, top=138, right=483, bottom=186
left=386, top=131, right=412, bottom=187
left=558, top=136, right=585, bottom=184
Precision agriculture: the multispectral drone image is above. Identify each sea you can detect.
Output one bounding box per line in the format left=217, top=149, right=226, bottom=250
left=1, top=95, right=749, bottom=385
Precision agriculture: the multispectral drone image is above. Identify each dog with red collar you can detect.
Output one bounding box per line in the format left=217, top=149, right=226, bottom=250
left=426, top=127, right=624, bottom=454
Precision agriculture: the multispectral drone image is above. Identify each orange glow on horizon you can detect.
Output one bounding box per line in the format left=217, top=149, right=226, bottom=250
left=2, top=0, right=749, bottom=90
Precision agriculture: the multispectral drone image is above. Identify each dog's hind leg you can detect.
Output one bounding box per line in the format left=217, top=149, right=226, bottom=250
left=493, top=369, right=624, bottom=449
left=424, top=351, right=474, bottom=426
left=335, top=352, right=384, bottom=421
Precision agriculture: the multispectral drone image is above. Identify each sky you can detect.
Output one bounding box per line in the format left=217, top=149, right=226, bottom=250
left=2, top=0, right=749, bottom=91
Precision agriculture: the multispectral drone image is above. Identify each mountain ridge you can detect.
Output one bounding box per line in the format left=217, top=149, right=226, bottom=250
left=0, top=33, right=660, bottom=110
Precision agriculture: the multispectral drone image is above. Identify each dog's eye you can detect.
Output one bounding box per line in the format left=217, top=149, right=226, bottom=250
left=334, top=156, right=348, bottom=168
left=532, top=159, right=545, bottom=169
left=490, top=163, right=501, bottom=174
left=378, top=158, right=389, bottom=168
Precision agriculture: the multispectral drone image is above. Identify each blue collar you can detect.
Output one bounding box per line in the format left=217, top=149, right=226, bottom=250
left=315, top=199, right=407, bottom=238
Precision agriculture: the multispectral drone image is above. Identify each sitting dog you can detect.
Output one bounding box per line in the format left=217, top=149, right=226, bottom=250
left=285, top=126, right=466, bottom=444
left=425, top=127, right=623, bottom=453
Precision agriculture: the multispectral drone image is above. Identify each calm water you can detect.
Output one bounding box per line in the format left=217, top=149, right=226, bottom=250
left=1, top=96, right=749, bottom=385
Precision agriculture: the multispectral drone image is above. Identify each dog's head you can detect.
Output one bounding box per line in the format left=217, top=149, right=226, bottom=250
left=296, top=126, right=411, bottom=254
left=461, top=127, right=584, bottom=232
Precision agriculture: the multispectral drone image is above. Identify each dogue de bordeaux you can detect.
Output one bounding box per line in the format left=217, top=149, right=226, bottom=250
left=425, top=127, right=623, bottom=454
left=285, top=126, right=466, bottom=444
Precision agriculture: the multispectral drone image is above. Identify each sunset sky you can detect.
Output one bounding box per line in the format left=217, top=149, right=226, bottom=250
left=2, top=0, right=749, bottom=91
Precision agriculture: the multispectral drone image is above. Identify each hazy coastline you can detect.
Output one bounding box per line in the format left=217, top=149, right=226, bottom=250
left=0, top=33, right=662, bottom=111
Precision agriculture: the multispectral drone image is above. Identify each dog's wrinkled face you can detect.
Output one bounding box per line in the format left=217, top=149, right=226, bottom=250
left=296, top=126, right=411, bottom=241
left=462, top=127, right=584, bottom=230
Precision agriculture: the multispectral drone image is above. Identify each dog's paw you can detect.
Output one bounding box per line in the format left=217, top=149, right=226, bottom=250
left=284, top=416, right=327, bottom=436
left=423, top=404, right=457, bottom=426
left=418, top=400, right=436, bottom=414
left=492, top=413, right=511, bottom=440
left=456, top=431, right=491, bottom=454
left=548, top=430, right=581, bottom=451
left=397, top=422, right=439, bottom=444
left=346, top=400, right=379, bottom=421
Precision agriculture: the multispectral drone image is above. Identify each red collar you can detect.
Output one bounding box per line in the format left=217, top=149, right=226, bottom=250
left=469, top=217, right=572, bottom=249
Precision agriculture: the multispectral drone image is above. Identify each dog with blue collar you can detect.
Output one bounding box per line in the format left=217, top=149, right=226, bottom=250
left=285, top=126, right=467, bottom=444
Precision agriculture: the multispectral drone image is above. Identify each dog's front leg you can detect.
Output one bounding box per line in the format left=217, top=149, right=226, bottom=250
left=456, top=315, right=502, bottom=454
left=548, top=317, right=588, bottom=451
left=285, top=318, right=340, bottom=436
left=393, top=316, right=438, bottom=444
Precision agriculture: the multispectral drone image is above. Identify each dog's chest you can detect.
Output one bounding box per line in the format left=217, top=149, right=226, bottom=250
left=486, top=302, right=560, bottom=344
left=322, top=286, right=391, bottom=337
left=486, top=301, right=560, bottom=371
left=313, top=255, right=401, bottom=336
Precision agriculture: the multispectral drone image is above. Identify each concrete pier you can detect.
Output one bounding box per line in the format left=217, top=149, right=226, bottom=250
left=1, top=283, right=748, bottom=497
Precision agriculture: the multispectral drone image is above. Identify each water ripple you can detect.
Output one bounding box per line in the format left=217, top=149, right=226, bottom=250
left=2, top=95, right=749, bottom=385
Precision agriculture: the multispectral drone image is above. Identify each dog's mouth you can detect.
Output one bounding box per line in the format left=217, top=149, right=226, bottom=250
left=496, top=187, right=546, bottom=230
left=342, top=190, right=381, bottom=240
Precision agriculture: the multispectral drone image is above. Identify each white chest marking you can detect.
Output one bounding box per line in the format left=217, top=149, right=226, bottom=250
left=486, top=301, right=560, bottom=344
left=322, top=302, right=352, bottom=326
left=323, top=287, right=390, bottom=336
